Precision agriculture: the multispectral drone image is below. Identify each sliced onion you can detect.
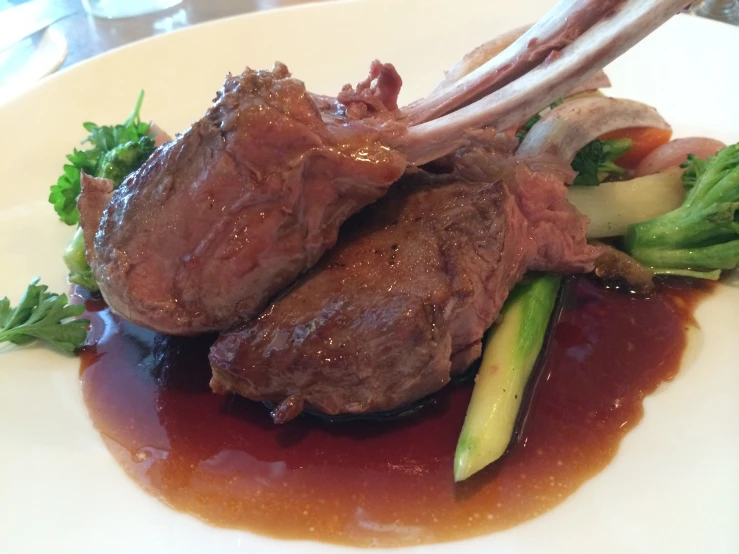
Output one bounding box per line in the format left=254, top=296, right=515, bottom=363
left=566, top=71, right=611, bottom=97
left=565, top=90, right=604, bottom=100
left=516, top=97, right=670, bottom=162
left=634, top=137, right=726, bottom=177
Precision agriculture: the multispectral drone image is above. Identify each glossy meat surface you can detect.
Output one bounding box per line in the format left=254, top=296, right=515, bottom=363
left=210, top=160, right=599, bottom=421
left=80, top=63, right=406, bottom=334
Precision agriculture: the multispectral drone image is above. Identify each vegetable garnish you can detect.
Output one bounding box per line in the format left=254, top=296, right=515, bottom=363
left=567, top=168, right=684, bottom=239
left=515, top=98, right=564, bottom=142
left=97, top=136, right=156, bottom=186
left=64, top=227, right=98, bottom=291
left=48, top=90, right=154, bottom=225
left=0, top=279, right=89, bottom=353
left=626, top=142, right=739, bottom=279
left=51, top=91, right=158, bottom=292
left=454, top=274, right=562, bottom=482
left=571, top=138, right=632, bottom=186
left=680, top=153, right=707, bottom=190
left=600, top=127, right=673, bottom=169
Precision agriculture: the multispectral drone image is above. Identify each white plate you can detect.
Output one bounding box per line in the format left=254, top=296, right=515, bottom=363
left=1, top=1, right=738, bottom=553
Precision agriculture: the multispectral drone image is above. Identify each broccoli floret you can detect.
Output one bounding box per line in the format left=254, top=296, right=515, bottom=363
left=97, top=135, right=155, bottom=187
left=680, top=153, right=708, bottom=190
left=625, top=142, right=739, bottom=279
left=571, top=138, right=632, bottom=186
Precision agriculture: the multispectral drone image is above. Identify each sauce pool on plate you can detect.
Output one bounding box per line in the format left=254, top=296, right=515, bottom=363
left=79, top=276, right=709, bottom=547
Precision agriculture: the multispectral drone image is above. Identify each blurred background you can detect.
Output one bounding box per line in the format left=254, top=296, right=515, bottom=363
left=0, top=0, right=737, bottom=102
left=0, top=0, right=320, bottom=100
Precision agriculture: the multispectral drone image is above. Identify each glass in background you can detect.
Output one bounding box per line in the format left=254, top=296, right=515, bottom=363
left=82, top=0, right=183, bottom=19
left=690, top=0, right=739, bottom=25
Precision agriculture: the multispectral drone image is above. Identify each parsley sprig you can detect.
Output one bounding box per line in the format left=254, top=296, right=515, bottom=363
left=0, top=279, right=89, bottom=353
left=48, top=90, right=153, bottom=225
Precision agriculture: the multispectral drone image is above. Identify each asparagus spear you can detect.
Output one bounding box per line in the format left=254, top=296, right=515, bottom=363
left=454, top=274, right=562, bottom=482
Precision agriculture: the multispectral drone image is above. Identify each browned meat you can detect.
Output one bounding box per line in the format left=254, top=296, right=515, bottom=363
left=83, top=63, right=406, bottom=334
left=209, top=159, right=600, bottom=422
left=78, top=173, right=113, bottom=256
left=79, top=1, right=685, bottom=335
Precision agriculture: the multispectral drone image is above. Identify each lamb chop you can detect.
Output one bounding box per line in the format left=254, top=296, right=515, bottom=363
left=210, top=149, right=597, bottom=422
left=78, top=0, right=689, bottom=335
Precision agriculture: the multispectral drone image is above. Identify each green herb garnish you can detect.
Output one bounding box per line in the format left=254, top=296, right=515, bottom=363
left=49, top=90, right=153, bottom=225
left=0, top=279, right=89, bottom=353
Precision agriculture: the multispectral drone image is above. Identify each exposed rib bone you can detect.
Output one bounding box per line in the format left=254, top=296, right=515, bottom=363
left=397, top=0, right=690, bottom=166
left=401, top=0, right=622, bottom=125
left=429, top=24, right=530, bottom=94
left=425, top=23, right=611, bottom=110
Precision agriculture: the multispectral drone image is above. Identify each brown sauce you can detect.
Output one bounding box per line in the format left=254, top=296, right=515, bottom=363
left=79, top=276, right=710, bottom=547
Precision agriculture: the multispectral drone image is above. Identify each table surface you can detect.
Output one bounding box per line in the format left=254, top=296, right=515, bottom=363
left=0, top=0, right=326, bottom=96
left=54, top=0, right=324, bottom=70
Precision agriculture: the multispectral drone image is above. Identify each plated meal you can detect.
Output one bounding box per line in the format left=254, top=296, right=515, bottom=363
left=2, top=0, right=738, bottom=551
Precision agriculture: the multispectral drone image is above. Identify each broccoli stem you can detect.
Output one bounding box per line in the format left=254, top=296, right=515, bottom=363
left=629, top=240, right=739, bottom=271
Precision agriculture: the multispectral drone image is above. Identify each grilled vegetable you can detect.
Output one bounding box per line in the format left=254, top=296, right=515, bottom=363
left=567, top=167, right=685, bottom=238
left=454, top=274, right=561, bottom=482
